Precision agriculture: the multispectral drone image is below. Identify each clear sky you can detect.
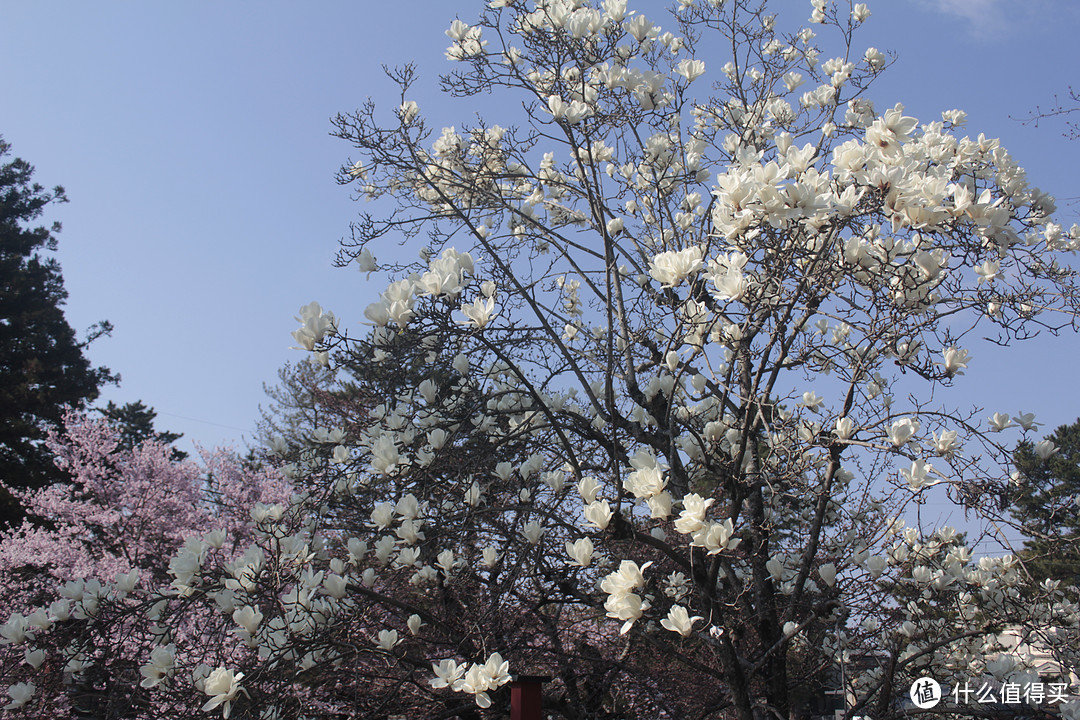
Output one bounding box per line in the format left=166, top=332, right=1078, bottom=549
left=3, top=0, right=1080, bottom=461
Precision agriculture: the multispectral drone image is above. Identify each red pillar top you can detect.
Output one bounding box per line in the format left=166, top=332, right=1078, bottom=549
left=510, top=675, right=551, bottom=720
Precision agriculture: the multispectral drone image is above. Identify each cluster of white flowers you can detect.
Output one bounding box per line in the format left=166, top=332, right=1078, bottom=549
left=429, top=653, right=511, bottom=708
left=291, top=301, right=337, bottom=365
left=601, top=560, right=652, bottom=634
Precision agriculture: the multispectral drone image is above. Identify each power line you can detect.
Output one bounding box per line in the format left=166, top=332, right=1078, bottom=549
left=156, top=411, right=253, bottom=434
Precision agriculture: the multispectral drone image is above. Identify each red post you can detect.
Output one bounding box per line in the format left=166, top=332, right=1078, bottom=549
left=510, top=675, right=550, bottom=720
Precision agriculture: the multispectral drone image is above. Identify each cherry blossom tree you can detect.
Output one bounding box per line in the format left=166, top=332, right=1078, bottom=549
left=0, top=411, right=289, bottom=717
left=5, top=1, right=1080, bottom=718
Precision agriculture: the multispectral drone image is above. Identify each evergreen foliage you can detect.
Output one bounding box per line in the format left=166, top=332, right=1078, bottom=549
left=0, top=138, right=115, bottom=527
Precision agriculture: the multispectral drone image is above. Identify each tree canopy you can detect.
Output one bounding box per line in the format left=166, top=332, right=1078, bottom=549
left=2, top=2, right=1080, bottom=718
left=1013, top=419, right=1080, bottom=585
left=0, top=137, right=115, bottom=527
left=100, top=400, right=186, bottom=460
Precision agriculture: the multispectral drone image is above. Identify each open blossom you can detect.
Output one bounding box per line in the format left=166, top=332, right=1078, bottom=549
left=693, top=518, right=740, bottom=555
left=624, top=448, right=666, bottom=499
left=546, top=95, right=591, bottom=124
left=1013, top=412, right=1041, bottom=432
left=0, top=614, right=30, bottom=645
left=623, top=14, right=655, bottom=43
left=233, top=605, right=263, bottom=636
left=370, top=435, right=401, bottom=475
left=139, top=645, right=176, bottom=688
left=521, top=521, right=545, bottom=544
left=941, top=346, right=971, bottom=376
left=647, top=491, right=672, bottom=519
left=675, top=59, right=706, bottom=82
left=709, top=252, right=749, bottom=300
left=436, top=549, right=456, bottom=576
left=649, top=247, right=703, bottom=288
left=584, top=499, right=614, bottom=530
left=886, top=417, right=920, bottom=446
left=377, top=629, right=400, bottom=651
left=864, top=104, right=917, bottom=157
left=291, top=301, right=337, bottom=351
left=900, top=459, right=938, bottom=490
left=445, top=20, right=486, bottom=59
left=674, top=493, right=714, bottom=535
left=932, top=430, right=960, bottom=457
left=444, top=653, right=511, bottom=708
left=3, top=682, right=35, bottom=711
left=974, top=259, right=999, bottom=284
left=1034, top=439, right=1058, bottom=460
left=23, top=649, right=45, bottom=669
left=201, top=668, right=245, bottom=718
left=458, top=296, right=497, bottom=328
left=355, top=247, right=377, bottom=275
left=430, top=659, right=466, bottom=689
left=799, top=391, right=824, bottom=412
left=601, top=560, right=651, bottom=596
left=660, top=605, right=703, bottom=636
left=601, top=560, right=653, bottom=633
left=565, top=537, right=594, bottom=567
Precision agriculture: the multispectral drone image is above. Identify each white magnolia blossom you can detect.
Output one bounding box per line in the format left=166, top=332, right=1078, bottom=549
left=601, top=561, right=652, bottom=634
left=139, top=644, right=177, bottom=689
left=675, top=59, right=706, bottom=82
left=941, top=346, right=971, bottom=376
left=291, top=302, right=338, bottom=351
left=660, top=605, right=703, bottom=636
left=565, top=537, right=594, bottom=567
left=886, top=417, right=920, bottom=447
left=3, top=682, right=34, bottom=711
left=835, top=417, right=854, bottom=440
left=649, top=246, right=704, bottom=288
left=932, top=430, right=960, bottom=458
left=377, top=629, right=400, bottom=651
left=201, top=668, right=245, bottom=719
left=900, top=459, right=938, bottom=490
left=799, top=391, right=824, bottom=412
left=674, top=493, right=715, bottom=535
left=583, top=499, right=614, bottom=530
left=458, top=296, right=497, bottom=328
left=430, top=653, right=510, bottom=708
left=1034, top=439, right=1058, bottom=460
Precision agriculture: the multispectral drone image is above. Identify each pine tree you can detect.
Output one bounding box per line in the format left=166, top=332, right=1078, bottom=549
left=99, top=400, right=186, bottom=460
left=0, top=137, right=115, bottom=526
left=1013, top=419, right=1080, bottom=585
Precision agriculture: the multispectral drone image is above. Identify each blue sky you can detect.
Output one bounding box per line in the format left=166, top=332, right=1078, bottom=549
left=3, top=0, right=1079, bottom=460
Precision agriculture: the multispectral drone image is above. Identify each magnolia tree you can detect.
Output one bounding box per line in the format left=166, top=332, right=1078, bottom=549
left=6, top=0, right=1080, bottom=718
